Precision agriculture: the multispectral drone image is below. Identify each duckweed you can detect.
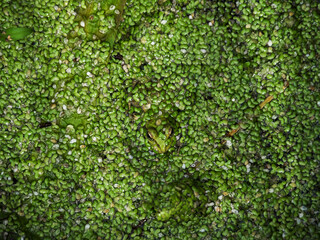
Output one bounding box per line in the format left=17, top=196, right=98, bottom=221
left=0, top=0, right=320, bottom=239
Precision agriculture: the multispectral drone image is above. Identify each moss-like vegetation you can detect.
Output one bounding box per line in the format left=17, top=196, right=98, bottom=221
left=1, top=0, right=320, bottom=239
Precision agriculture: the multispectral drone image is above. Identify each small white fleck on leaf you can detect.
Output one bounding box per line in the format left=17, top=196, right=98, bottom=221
left=226, top=140, right=232, bottom=147
left=85, top=224, right=90, bottom=230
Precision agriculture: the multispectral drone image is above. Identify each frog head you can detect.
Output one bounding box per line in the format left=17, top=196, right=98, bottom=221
left=145, top=116, right=177, bottom=153
left=142, top=179, right=208, bottom=222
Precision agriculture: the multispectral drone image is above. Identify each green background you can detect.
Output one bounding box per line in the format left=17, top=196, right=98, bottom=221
left=0, top=0, right=320, bottom=239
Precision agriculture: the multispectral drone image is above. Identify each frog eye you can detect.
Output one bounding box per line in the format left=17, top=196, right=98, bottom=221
left=147, top=128, right=157, bottom=140
left=165, top=127, right=173, bottom=138
left=148, top=131, right=155, bottom=139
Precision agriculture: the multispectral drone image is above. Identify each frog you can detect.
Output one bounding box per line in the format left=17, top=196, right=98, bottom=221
left=126, top=78, right=184, bottom=153
left=68, top=0, right=126, bottom=45
left=145, top=115, right=177, bottom=154
left=142, top=179, right=208, bottom=222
